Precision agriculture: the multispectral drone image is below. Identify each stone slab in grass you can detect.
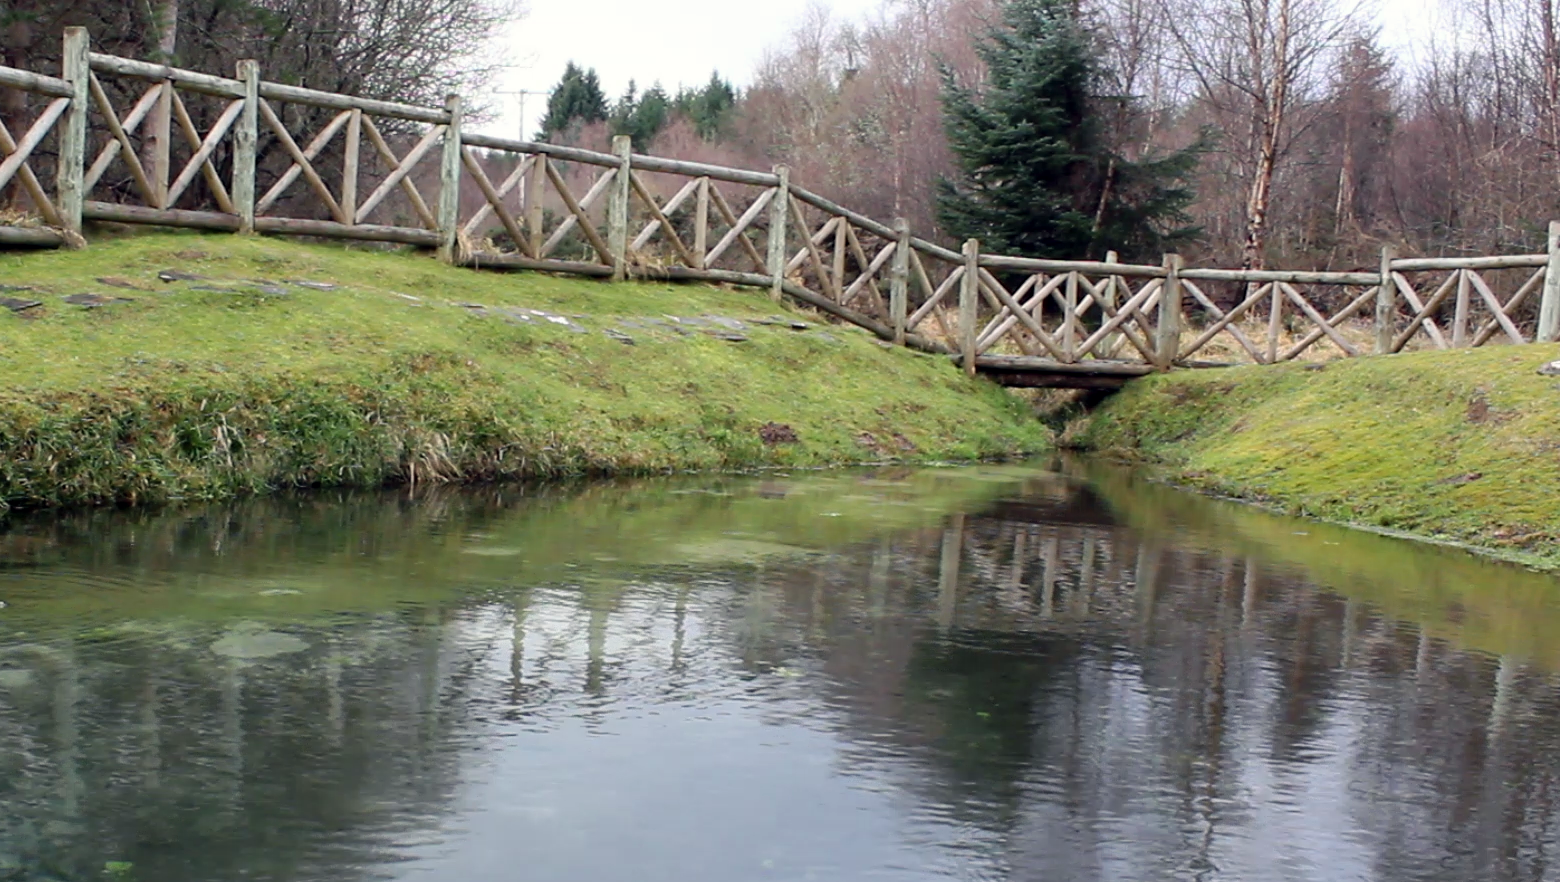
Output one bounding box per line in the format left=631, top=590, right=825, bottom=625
left=62, top=293, right=132, bottom=308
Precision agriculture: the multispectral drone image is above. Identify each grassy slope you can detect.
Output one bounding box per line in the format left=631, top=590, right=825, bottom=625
left=0, top=233, right=1047, bottom=508
left=1081, top=345, right=1560, bottom=565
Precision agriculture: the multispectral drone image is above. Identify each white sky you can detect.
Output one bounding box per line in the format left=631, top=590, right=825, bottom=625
left=480, top=0, right=1436, bottom=141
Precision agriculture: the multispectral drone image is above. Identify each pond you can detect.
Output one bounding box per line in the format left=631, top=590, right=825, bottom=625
left=0, top=462, right=1557, bottom=882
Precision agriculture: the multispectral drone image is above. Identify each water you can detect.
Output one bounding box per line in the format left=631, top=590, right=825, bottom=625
left=0, top=463, right=1557, bottom=882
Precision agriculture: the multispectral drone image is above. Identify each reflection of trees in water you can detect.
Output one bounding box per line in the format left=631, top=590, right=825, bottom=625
left=0, top=609, right=483, bottom=882
left=732, top=485, right=1560, bottom=882
left=3, top=473, right=1560, bottom=881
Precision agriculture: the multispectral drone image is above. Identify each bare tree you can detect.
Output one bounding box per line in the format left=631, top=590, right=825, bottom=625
left=1164, top=0, right=1361, bottom=267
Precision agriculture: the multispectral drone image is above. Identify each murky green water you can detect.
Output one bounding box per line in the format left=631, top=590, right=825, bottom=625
left=1, top=463, right=1558, bottom=882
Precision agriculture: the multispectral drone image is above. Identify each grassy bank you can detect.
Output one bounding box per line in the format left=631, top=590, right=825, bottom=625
left=1079, top=345, right=1560, bottom=566
left=0, top=234, right=1047, bottom=509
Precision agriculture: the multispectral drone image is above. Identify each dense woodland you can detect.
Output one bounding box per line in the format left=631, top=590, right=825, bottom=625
left=541, top=0, right=1560, bottom=269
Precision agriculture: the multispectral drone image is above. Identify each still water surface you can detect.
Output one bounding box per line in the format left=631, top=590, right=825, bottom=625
left=0, top=463, right=1558, bottom=882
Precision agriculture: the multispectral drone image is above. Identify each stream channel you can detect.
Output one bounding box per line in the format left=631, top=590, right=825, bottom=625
left=0, top=461, right=1556, bottom=882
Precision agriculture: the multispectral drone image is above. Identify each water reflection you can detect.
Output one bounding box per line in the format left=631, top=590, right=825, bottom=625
left=0, top=466, right=1557, bottom=881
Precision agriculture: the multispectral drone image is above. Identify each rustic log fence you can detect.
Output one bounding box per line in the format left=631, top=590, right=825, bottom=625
left=4, top=28, right=1560, bottom=385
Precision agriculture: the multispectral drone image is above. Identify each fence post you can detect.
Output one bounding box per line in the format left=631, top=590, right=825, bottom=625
left=1374, top=245, right=1396, bottom=354
left=693, top=177, right=709, bottom=269
left=890, top=217, right=910, bottom=346
left=960, top=238, right=980, bottom=377
left=233, top=60, right=259, bottom=234
left=1102, top=251, right=1121, bottom=357
left=1541, top=221, right=1560, bottom=343
left=58, top=27, right=89, bottom=238
left=437, top=94, right=463, bottom=263
left=766, top=165, right=789, bottom=302
left=1156, top=253, right=1183, bottom=370
left=608, top=135, right=632, bottom=281
left=526, top=154, right=546, bottom=259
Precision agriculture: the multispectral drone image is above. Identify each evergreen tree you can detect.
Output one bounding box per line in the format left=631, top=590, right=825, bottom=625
left=612, top=81, right=673, bottom=149
left=675, top=72, right=737, bottom=140
left=935, top=0, right=1201, bottom=261
left=539, top=62, right=608, bottom=140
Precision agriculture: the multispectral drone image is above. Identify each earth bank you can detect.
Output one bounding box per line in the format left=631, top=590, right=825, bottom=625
left=1078, top=345, right=1560, bottom=567
left=0, top=233, right=1049, bottom=509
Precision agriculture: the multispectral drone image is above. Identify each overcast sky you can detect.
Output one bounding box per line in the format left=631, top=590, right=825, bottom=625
left=478, top=0, right=1435, bottom=141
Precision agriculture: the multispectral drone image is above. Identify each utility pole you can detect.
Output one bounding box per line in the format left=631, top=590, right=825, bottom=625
left=495, top=88, right=548, bottom=141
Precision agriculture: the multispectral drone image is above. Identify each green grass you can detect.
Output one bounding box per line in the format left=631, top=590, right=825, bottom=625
left=1081, top=345, right=1560, bottom=565
left=0, top=233, right=1048, bottom=508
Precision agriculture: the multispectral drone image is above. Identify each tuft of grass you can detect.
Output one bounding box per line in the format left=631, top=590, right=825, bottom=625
left=1081, top=344, right=1560, bottom=565
left=0, top=233, right=1048, bottom=508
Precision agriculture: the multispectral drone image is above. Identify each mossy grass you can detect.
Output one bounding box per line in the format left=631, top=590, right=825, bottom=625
left=1081, top=345, right=1560, bottom=566
left=0, top=233, right=1048, bottom=509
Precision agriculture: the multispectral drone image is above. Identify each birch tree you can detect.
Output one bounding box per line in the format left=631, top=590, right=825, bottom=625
left=1165, top=0, right=1360, bottom=267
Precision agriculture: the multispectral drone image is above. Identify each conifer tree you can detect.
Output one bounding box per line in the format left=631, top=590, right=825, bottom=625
left=675, top=73, right=738, bottom=140
left=612, top=81, right=673, bottom=149
left=936, top=0, right=1201, bottom=261
left=539, top=62, right=608, bottom=140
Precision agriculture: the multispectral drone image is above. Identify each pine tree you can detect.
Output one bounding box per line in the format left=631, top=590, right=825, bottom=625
left=935, top=0, right=1201, bottom=261
left=675, top=73, right=737, bottom=140
left=539, top=62, right=608, bottom=140
left=611, top=81, right=673, bottom=149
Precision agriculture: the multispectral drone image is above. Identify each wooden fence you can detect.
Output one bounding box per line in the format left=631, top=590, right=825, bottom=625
left=4, top=27, right=1560, bottom=378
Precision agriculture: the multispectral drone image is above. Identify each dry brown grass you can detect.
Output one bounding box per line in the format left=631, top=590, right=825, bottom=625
left=0, top=208, right=43, bottom=228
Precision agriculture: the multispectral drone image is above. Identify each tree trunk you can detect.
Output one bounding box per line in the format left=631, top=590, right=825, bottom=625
left=0, top=16, right=34, bottom=210
left=1333, top=115, right=1356, bottom=240
left=1241, top=0, right=1291, bottom=271
left=1543, top=0, right=1560, bottom=191
left=145, top=0, right=179, bottom=208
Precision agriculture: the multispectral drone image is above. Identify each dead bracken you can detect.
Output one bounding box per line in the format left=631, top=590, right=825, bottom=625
left=759, top=422, right=799, bottom=444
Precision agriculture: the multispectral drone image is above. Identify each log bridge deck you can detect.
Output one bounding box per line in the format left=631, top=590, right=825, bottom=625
left=965, top=356, right=1160, bottom=390
left=4, top=29, right=1560, bottom=391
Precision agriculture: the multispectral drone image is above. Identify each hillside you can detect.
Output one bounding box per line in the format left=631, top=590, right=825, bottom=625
left=1081, top=346, right=1560, bottom=566
left=0, top=234, right=1048, bottom=508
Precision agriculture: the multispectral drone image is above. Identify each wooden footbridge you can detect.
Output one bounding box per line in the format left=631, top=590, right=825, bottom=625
left=4, top=28, right=1560, bottom=388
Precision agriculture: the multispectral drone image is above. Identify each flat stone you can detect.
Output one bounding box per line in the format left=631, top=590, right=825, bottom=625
left=709, top=331, right=749, bottom=343
left=288, top=280, right=338, bottom=290
left=619, top=317, right=688, bottom=335
left=97, top=276, right=150, bottom=291
left=754, top=316, right=810, bottom=330
left=393, top=292, right=423, bottom=303
left=544, top=315, right=588, bottom=333
left=604, top=329, right=635, bottom=345
left=1539, top=360, right=1560, bottom=376
left=702, top=315, right=747, bottom=331
left=493, top=307, right=534, bottom=323
left=249, top=284, right=290, bottom=296
left=158, top=270, right=205, bottom=282
left=0, top=296, right=41, bottom=312
left=666, top=315, right=714, bottom=329
left=0, top=284, right=33, bottom=293
left=63, top=293, right=131, bottom=308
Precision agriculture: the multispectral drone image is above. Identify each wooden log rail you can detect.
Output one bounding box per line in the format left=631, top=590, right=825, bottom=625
left=2, top=27, right=1559, bottom=375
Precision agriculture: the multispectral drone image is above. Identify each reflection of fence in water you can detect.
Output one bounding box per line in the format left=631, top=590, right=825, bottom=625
left=0, top=504, right=1554, bottom=878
